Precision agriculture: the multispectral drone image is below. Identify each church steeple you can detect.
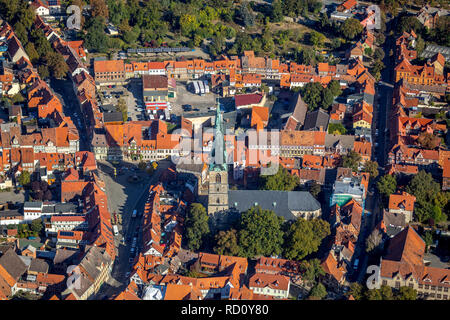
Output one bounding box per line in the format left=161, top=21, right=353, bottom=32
left=209, top=98, right=227, bottom=172
left=207, top=98, right=229, bottom=215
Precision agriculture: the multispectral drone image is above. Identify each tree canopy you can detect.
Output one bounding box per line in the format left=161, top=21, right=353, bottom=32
left=342, top=150, right=362, bottom=172
left=237, top=206, right=284, bottom=258
left=214, top=229, right=240, bottom=256
left=406, top=171, right=446, bottom=224
left=184, top=203, right=210, bottom=251
left=340, top=18, right=363, bottom=40
left=283, top=218, right=330, bottom=260
left=363, top=161, right=379, bottom=180
left=377, top=174, right=397, bottom=200
left=259, top=166, right=299, bottom=191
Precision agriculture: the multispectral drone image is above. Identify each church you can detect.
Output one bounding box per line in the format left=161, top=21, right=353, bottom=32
left=206, top=105, right=322, bottom=221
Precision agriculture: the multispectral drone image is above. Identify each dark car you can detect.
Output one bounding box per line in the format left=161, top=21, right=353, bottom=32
left=182, top=104, right=192, bottom=111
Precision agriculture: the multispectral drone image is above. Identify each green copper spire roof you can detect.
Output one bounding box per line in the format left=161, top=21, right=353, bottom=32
left=209, top=98, right=227, bottom=172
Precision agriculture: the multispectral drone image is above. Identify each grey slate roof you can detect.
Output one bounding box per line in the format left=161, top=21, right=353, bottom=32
left=54, top=203, right=78, bottom=214
left=228, top=190, right=321, bottom=220
left=325, top=134, right=355, bottom=151
left=289, top=93, right=308, bottom=125
left=29, top=258, right=50, bottom=274
left=53, top=248, right=78, bottom=265
left=0, top=248, right=27, bottom=281
left=382, top=210, right=406, bottom=238
left=103, top=112, right=124, bottom=123
left=71, top=246, right=112, bottom=298
left=303, top=108, right=330, bottom=131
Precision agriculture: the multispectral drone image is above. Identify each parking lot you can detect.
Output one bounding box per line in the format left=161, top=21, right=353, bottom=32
left=171, top=82, right=217, bottom=116
left=98, top=78, right=222, bottom=123
left=98, top=80, right=146, bottom=122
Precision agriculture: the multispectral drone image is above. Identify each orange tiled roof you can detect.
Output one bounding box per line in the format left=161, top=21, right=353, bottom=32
left=388, top=192, right=416, bottom=212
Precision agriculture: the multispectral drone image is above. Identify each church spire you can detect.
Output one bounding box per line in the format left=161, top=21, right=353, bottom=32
left=209, top=98, right=227, bottom=172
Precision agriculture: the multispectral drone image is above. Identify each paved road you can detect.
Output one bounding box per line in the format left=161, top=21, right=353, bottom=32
left=354, top=19, right=396, bottom=285
left=94, top=159, right=171, bottom=299
left=49, top=78, right=90, bottom=151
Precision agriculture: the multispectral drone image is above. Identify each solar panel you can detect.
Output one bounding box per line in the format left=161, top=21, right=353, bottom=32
left=60, top=231, right=74, bottom=237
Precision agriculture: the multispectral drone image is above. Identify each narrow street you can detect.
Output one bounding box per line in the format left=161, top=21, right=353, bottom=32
left=93, top=159, right=171, bottom=299
left=49, top=78, right=90, bottom=151
left=354, top=19, right=395, bottom=284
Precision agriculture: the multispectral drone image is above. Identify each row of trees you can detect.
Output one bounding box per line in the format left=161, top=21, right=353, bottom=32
left=184, top=203, right=330, bottom=262
left=348, top=283, right=417, bottom=300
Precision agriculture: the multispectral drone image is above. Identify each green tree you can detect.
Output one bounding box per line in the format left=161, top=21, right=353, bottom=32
left=328, top=123, right=347, bottom=135
left=13, top=22, right=28, bottom=46
left=299, top=258, right=325, bottom=283
left=342, top=150, right=362, bottom=172
left=364, top=47, right=373, bottom=56
left=424, top=231, right=433, bottom=252
left=284, top=218, right=330, bottom=260
left=237, top=206, right=284, bottom=258
left=406, top=170, right=440, bottom=204
left=309, top=31, right=325, bottom=48
left=84, top=17, right=110, bottom=53
left=347, top=283, right=363, bottom=300
left=309, top=182, right=321, bottom=199
left=18, top=171, right=31, bottom=187
left=271, top=0, right=284, bottom=23
left=117, top=98, right=127, bottom=122
left=377, top=174, right=397, bottom=200
left=321, top=88, right=334, bottom=109
left=301, top=82, right=323, bottom=110
left=296, top=46, right=316, bottom=65
left=396, top=16, right=422, bottom=34
left=397, top=286, right=417, bottom=300
left=25, top=43, right=39, bottom=64
left=185, top=203, right=210, bottom=251
left=309, top=282, right=327, bottom=299
left=46, top=52, right=68, bottom=79
left=38, top=65, right=50, bottom=79
left=340, top=18, right=363, bottom=40
left=327, top=80, right=342, bottom=97
left=30, top=219, right=43, bottom=234
left=259, top=166, right=299, bottom=191
left=363, top=161, right=379, bottom=179
left=365, top=288, right=382, bottom=300
left=214, top=229, right=240, bottom=256
left=372, top=59, right=385, bottom=75
left=374, top=48, right=385, bottom=60
left=238, top=3, right=255, bottom=27
left=380, top=285, right=394, bottom=300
